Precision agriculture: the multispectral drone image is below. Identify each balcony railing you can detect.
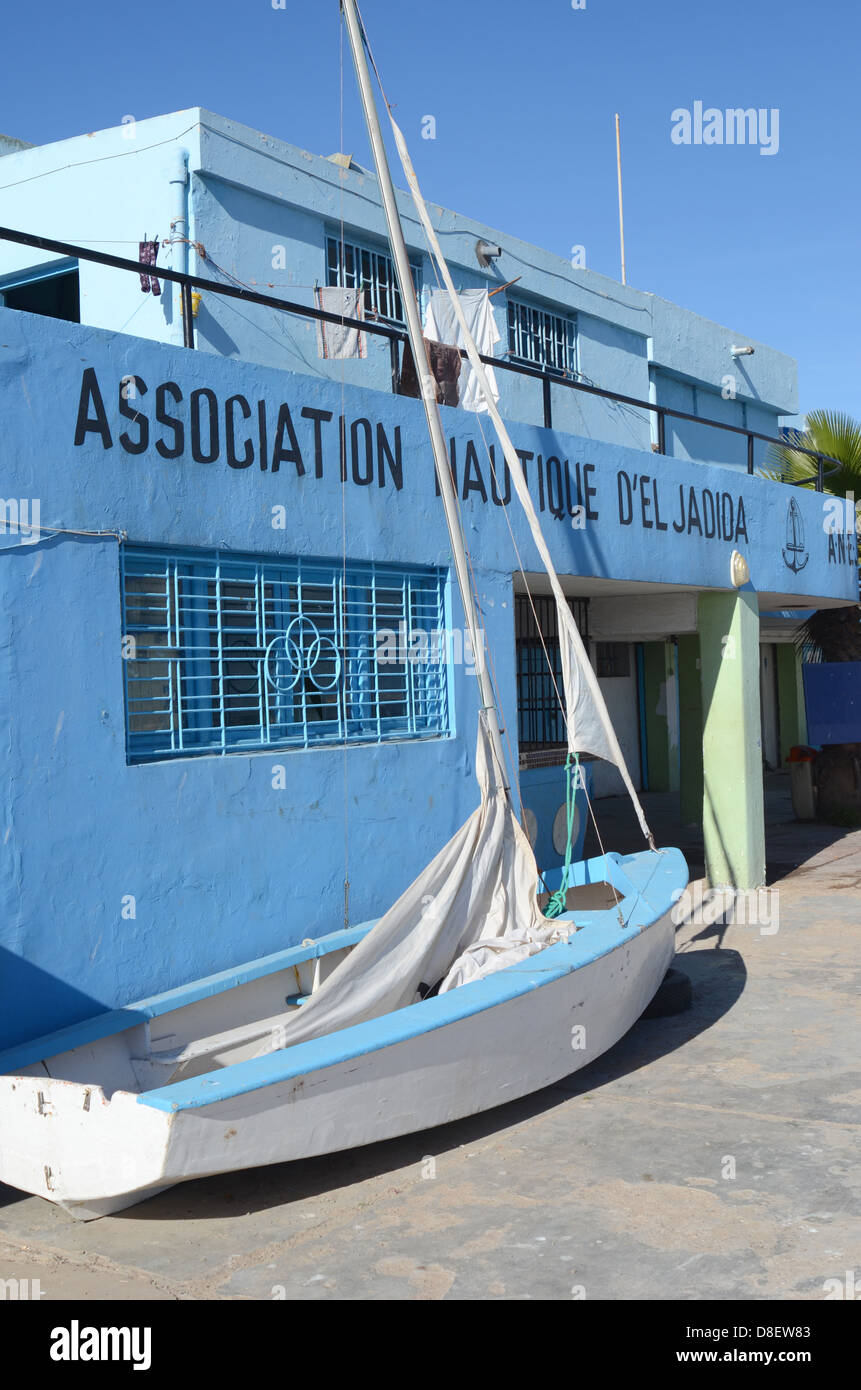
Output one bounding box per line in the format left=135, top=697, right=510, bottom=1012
left=0, top=226, right=842, bottom=492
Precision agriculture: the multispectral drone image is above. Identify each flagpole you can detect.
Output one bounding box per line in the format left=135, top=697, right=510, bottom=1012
left=615, top=113, right=626, bottom=286
left=341, top=0, right=509, bottom=791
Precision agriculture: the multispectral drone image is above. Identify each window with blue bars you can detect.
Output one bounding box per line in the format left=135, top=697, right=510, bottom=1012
left=326, top=232, right=421, bottom=325
left=120, top=546, right=451, bottom=764
left=516, top=594, right=590, bottom=765
left=507, top=296, right=576, bottom=376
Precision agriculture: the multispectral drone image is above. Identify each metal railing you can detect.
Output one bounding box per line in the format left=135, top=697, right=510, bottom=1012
left=0, top=225, right=842, bottom=492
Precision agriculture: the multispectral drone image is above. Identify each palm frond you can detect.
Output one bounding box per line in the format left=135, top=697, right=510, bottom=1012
left=768, top=410, right=861, bottom=498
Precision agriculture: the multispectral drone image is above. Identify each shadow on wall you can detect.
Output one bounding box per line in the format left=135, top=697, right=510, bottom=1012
left=0, top=949, right=110, bottom=1053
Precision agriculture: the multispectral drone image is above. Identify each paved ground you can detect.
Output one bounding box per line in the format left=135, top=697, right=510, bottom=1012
left=1, top=785, right=858, bottom=1301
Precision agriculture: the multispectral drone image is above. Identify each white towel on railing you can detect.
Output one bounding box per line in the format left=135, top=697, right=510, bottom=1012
left=315, top=286, right=367, bottom=359
left=424, top=288, right=500, bottom=413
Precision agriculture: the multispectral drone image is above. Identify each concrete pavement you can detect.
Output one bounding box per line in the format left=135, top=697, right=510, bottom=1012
left=1, top=803, right=858, bottom=1301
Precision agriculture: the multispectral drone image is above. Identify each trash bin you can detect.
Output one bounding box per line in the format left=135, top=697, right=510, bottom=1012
left=787, top=745, right=818, bottom=821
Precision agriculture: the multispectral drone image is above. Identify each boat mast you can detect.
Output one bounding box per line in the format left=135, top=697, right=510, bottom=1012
left=340, top=0, right=509, bottom=793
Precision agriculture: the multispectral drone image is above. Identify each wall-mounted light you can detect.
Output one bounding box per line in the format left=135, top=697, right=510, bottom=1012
left=730, top=550, right=750, bottom=587
left=476, top=240, right=502, bottom=267
left=731, top=345, right=755, bottom=358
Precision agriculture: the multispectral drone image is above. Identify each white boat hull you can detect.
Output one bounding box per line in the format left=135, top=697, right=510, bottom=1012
left=0, top=849, right=685, bottom=1218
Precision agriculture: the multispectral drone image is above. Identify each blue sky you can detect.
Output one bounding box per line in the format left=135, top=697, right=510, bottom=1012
left=3, top=0, right=858, bottom=421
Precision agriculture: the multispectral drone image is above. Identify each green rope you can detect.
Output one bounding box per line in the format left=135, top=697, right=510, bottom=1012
left=543, top=752, right=581, bottom=919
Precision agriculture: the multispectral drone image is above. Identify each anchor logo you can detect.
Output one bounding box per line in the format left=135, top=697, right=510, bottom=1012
left=782, top=496, right=809, bottom=573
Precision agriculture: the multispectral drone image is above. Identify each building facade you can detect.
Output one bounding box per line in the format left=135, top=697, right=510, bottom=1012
left=0, top=109, right=856, bottom=1049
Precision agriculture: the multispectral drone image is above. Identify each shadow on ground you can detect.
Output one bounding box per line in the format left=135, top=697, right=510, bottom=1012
left=583, top=769, right=859, bottom=884
left=0, top=945, right=744, bottom=1225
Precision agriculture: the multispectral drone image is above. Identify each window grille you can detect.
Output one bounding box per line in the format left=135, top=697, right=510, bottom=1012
left=507, top=296, right=576, bottom=375
left=121, top=547, right=450, bottom=764
left=515, top=594, right=589, bottom=756
left=326, top=233, right=421, bottom=325
left=595, top=642, right=631, bottom=678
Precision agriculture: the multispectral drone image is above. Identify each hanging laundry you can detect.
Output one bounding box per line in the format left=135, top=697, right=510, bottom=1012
left=138, top=239, right=161, bottom=296
left=398, top=337, right=461, bottom=406
left=315, top=286, right=367, bottom=359
left=424, top=288, right=500, bottom=413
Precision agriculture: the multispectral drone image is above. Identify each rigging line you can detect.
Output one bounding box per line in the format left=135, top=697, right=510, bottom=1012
left=381, top=91, right=564, bottom=836
left=474, top=410, right=567, bottom=723
left=576, top=772, right=625, bottom=924
left=352, top=11, right=649, bottom=320
left=388, top=117, right=655, bottom=847
left=471, top=405, right=577, bottom=780
left=468, top=414, right=583, bottom=898
left=339, top=10, right=350, bottom=932
left=396, top=150, right=562, bottom=731
left=115, top=293, right=151, bottom=337
left=459, top=539, right=524, bottom=824
left=384, top=138, right=518, bottom=798
left=390, top=136, right=556, bottom=809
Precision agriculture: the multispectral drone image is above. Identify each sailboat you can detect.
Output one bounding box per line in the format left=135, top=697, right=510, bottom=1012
left=0, top=0, right=688, bottom=1220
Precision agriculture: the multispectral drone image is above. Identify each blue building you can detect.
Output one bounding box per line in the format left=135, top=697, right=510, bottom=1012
left=0, top=109, right=855, bottom=1050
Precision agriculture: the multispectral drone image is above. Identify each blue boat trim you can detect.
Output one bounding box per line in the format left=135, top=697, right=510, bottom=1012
left=137, top=847, right=687, bottom=1114
left=0, top=922, right=375, bottom=1076
left=0, top=847, right=686, bottom=1092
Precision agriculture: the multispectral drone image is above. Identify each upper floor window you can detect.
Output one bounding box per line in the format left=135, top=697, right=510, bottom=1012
left=121, top=546, right=450, bottom=764
left=0, top=259, right=80, bottom=323
left=507, top=296, right=576, bottom=375
left=326, top=233, right=421, bottom=325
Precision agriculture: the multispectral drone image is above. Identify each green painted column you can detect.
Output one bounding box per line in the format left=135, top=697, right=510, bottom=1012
left=642, top=642, right=670, bottom=791
left=698, top=590, right=766, bottom=889
left=665, top=642, right=681, bottom=794
left=678, top=634, right=703, bottom=825
left=777, top=643, right=807, bottom=761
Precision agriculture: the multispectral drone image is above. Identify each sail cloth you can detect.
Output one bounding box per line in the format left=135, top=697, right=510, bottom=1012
left=260, top=719, right=571, bottom=1053
left=388, top=114, right=654, bottom=846
left=424, top=288, right=501, bottom=413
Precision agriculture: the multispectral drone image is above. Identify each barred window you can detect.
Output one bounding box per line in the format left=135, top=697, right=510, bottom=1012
left=121, top=547, right=450, bottom=764
left=326, top=233, right=421, bottom=325
left=515, top=594, right=589, bottom=764
left=507, top=296, right=576, bottom=375
left=595, top=642, right=631, bottom=678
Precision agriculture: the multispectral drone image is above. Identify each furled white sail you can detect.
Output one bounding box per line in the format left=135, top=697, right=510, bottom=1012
left=388, top=114, right=654, bottom=846
left=263, top=718, right=570, bottom=1051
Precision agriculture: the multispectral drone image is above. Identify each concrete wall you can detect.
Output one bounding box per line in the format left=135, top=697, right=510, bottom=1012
left=590, top=645, right=642, bottom=798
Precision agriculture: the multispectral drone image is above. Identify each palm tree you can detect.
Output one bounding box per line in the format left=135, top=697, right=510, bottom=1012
left=768, top=411, right=861, bottom=823
left=769, top=410, right=861, bottom=660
